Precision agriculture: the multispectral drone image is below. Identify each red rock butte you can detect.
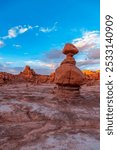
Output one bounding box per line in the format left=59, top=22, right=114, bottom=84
left=55, top=43, right=85, bottom=88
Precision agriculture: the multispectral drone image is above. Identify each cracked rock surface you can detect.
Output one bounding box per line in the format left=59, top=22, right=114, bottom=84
left=0, top=83, right=99, bottom=150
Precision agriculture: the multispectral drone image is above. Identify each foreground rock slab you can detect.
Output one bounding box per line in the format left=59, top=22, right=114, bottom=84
left=0, top=83, right=99, bottom=150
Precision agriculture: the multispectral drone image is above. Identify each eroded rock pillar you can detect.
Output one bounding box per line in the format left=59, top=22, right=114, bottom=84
left=55, top=43, right=85, bottom=90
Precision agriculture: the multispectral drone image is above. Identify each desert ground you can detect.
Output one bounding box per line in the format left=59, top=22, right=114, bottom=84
left=0, top=82, right=100, bottom=150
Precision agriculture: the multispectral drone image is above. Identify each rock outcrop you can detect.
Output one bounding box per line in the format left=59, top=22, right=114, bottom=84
left=48, top=72, right=55, bottom=83
left=0, top=65, right=100, bottom=86
left=0, top=72, right=15, bottom=84
left=55, top=43, right=85, bottom=88
left=35, top=75, right=49, bottom=84
left=19, top=65, right=36, bottom=78
left=83, top=70, right=100, bottom=80
left=0, top=83, right=100, bottom=150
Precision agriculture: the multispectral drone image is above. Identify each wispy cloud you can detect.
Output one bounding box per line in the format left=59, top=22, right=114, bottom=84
left=0, top=63, right=53, bottom=75
left=72, top=31, right=100, bottom=52
left=0, top=40, right=5, bottom=48
left=1, top=25, right=36, bottom=40
left=1, top=23, right=58, bottom=40
left=13, top=44, right=22, bottom=48
left=39, top=30, right=100, bottom=71
left=0, top=30, right=100, bottom=74
left=4, top=61, right=14, bottom=65
left=72, top=30, right=100, bottom=70
left=25, top=60, right=55, bottom=69
left=39, top=22, right=58, bottom=33
left=24, top=60, right=56, bottom=74
left=0, top=23, right=58, bottom=47
left=0, top=63, right=23, bottom=74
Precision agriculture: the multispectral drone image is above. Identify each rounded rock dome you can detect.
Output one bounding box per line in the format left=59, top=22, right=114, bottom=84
left=63, top=43, right=79, bottom=55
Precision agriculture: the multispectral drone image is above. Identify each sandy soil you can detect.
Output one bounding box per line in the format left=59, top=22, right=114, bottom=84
left=0, top=83, right=100, bottom=150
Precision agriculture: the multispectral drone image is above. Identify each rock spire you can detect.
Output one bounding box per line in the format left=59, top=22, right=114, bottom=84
left=55, top=43, right=84, bottom=88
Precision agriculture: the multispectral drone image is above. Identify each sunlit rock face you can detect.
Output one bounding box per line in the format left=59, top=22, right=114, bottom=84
left=83, top=70, right=100, bottom=80
left=19, top=65, right=36, bottom=78
left=55, top=43, right=85, bottom=88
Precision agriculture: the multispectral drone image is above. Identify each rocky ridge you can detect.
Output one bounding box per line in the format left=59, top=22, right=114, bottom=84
left=0, top=67, right=100, bottom=86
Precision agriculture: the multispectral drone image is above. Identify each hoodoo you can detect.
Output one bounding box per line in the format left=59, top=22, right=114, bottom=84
left=55, top=43, right=85, bottom=89
left=19, top=65, right=36, bottom=78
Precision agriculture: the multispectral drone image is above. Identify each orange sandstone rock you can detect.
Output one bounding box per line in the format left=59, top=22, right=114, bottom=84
left=49, top=72, right=55, bottom=83
left=19, top=65, right=36, bottom=78
left=82, top=70, right=100, bottom=80
left=55, top=43, right=85, bottom=87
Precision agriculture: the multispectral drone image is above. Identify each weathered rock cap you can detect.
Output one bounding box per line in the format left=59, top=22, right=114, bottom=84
left=25, top=65, right=31, bottom=70
left=63, top=43, right=78, bottom=55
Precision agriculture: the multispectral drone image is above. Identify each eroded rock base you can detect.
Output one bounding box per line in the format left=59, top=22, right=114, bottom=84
left=0, top=83, right=100, bottom=150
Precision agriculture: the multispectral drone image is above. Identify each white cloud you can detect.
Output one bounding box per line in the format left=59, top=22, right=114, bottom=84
left=41, top=30, right=100, bottom=71
left=5, top=62, right=14, bottom=65
left=1, top=25, right=34, bottom=40
left=13, top=44, right=21, bottom=48
left=19, top=25, right=33, bottom=34
left=0, top=40, right=5, bottom=48
left=1, top=62, right=14, bottom=68
left=72, top=31, right=100, bottom=52
left=0, top=29, right=99, bottom=73
left=39, top=22, right=58, bottom=33
left=72, top=30, right=100, bottom=70
left=1, top=23, right=58, bottom=40
left=25, top=60, right=55, bottom=69
left=8, top=29, right=17, bottom=38
left=0, top=23, right=58, bottom=48
left=0, top=63, right=23, bottom=74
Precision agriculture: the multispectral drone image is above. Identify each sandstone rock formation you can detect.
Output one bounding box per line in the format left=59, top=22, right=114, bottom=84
left=0, top=83, right=100, bottom=150
left=19, top=65, right=36, bottom=78
left=55, top=43, right=85, bottom=88
left=0, top=78, right=4, bottom=85
left=83, top=70, right=100, bottom=80
left=0, top=65, right=100, bottom=86
left=0, top=72, right=15, bottom=84
left=48, top=72, right=55, bottom=83
left=35, top=75, right=49, bottom=84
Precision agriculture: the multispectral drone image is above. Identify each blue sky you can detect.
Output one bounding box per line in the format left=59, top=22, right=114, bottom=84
left=0, top=0, right=100, bottom=74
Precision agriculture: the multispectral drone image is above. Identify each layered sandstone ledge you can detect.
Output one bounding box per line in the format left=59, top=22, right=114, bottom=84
left=0, top=83, right=99, bottom=150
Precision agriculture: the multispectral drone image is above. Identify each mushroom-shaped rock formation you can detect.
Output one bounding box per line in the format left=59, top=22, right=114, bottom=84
left=55, top=43, right=85, bottom=89
left=63, top=43, right=78, bottom=55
